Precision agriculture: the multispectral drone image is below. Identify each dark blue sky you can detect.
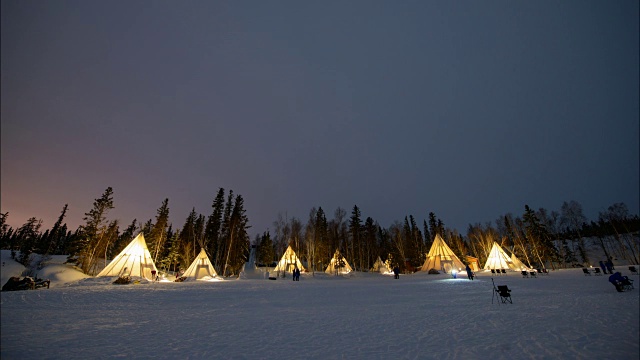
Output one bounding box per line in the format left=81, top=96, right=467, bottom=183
left=2, top=1, right=638, bottom=237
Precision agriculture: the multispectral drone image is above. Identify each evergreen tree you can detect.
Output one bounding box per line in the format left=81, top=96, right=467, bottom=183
left=428, top=212, right=438, bottom=240
left=17, top=217, right=43, bottom=266
left=42, top=204, right=68, bottom=256
left=362, top=217, right=377, bottom=269
left=149, top=199, right=170, bottom=263
left=409, top=215, right=424, bottom=267
left=314, top=207, right=329, bottom=269
left=204, top=188, right=225, bottom=267
left=423, top=220, right=432, bottom=249
left=0, top=212, right=12, bottom=250
left=257, top=231, right=275, bottom=266
left=222, top=194, right=250, bottom=276
left=349, top=205, right=362, bottom=270
left=194, top=214, right=206, bottom=251
left=216, top=190, right=234, bottom=270
left=69, top=187, right=114, bottom=275
left=160, top=230, right=181, bottom=273
left=179, top=209, right=199, bottom=270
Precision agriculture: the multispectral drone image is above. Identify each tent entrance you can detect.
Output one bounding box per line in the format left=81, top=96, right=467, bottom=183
left=195, top=265, right=210, bottom=279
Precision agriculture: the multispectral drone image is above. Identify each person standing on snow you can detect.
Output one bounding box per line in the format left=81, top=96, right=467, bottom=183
left=465, top=264, right=474, bottom=280
left=605, top=259, right=614, bottom=274
left=599, top=261, right=607, bottom=274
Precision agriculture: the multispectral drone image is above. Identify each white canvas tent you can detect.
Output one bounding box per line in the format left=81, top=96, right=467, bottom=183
left=510, top=252, right=529, bottom=270
left=325, top=250, right=353, bottom=275
left=371, top=256, right=392, bottom=274
left=272, top=246, right=305, bottom=274
left=483, top=242, right=523, bottom=271
left=181, top=248, right=219, bottom=281
left=97, top=233, right=158, bottom=280
left=420, top=234, right=465, bottom=273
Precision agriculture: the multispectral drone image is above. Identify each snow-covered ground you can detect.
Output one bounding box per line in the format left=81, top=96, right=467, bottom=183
left=1, top=250, right=638, bottom=359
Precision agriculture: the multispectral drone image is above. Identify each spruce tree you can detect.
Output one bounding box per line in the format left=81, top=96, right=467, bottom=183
left=257, top=231, right=275, bottom=266
left=205, top=188, right=225, bottom=266
left=179, top=209, right=198, bottom=270
left=428, top=212, right=438, bottom=240
left=17, top=217, right=43, bottom=266
left=349, top=205, right=362, bottom=270
left=149, top=199, right=170, bottom=263
left=222, top=194, right=250, bottom=276
left=71, top=187, right=114, bottom=274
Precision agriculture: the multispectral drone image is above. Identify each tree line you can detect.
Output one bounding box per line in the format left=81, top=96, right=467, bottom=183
left=1, top=189, right=638, bottom=277
left=255, top=201, right=639, bottom=274
left=0, top=187, right=250, bottom=277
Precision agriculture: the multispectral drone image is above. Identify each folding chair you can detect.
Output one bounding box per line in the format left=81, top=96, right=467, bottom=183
left=593, top=268, right=603, bottom=276
left=582, top=268, right=591, bottom=276
left=521, top=270, right=529, bottom=278
left=496, top=285, right=512, bottom=304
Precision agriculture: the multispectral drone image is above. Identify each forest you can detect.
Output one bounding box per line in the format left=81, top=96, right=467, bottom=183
left=1, top=187, right=638, bottom=277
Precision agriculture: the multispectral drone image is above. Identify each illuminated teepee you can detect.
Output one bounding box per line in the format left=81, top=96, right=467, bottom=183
left=325, top=249, right=353, bottom=275
left=510, top=252, right=529, bottom=270
left=483, top=242, right=524, bottom=271
left=371, top=256, right=392, bottom=274
left=273, top=245, right=305, bottom=274
left=97, top=233, right=158, bottom=280
left=420, top=234, right=465, bottom=273
left=181, top=248, right=219, bottom=281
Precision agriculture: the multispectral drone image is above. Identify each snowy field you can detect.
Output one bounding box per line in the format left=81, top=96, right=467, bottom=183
left=1, top=250, right=638, bottom=359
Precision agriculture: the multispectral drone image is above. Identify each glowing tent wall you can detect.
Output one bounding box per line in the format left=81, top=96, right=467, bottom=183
left=272, top=246, right=305, bottom=273
left=483, top=242, right=520, bottom=271
left=97, top=233, right=158, bottom=280
left=325, top=250, right=353, bottom=275
left=181, top=248, right=218, bottom=281
left=420, top=234, right=465, bottom=273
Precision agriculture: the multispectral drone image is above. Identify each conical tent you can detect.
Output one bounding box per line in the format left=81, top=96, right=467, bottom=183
left=371, top=256, right=391, bottom=274
left=420, top=234, right=465, bottom=273
left=483, top=242, right=518, bottom=271
left=510, top=252, right=528, bottom=270
left=273, top=246, right=305, bottom=273
left=97, top=233, right=157, bottom=280
left=181, top=248, right=219, bottom=281
left=325, top=250, right=353, bottom=275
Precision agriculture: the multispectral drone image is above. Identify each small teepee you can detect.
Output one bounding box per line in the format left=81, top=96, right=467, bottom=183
left=97, top=233, right=157, bottom=280
left=181, top=248, right=219, bottom=281
left=371, top=256, right=392, bottom=274
left=325, top=250, right=353, bottom=275
left=420, top=234, right=465, bottom=273
left=484, top=242, right=519, bottom=271
left=273, top=246, right=305, bottom=274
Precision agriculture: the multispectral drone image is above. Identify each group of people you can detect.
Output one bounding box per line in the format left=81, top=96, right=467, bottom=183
left=599, top=259, right=615, bottom=274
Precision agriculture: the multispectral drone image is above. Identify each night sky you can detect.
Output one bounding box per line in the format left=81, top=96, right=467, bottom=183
left=2, top=1, right=638, bottom=237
